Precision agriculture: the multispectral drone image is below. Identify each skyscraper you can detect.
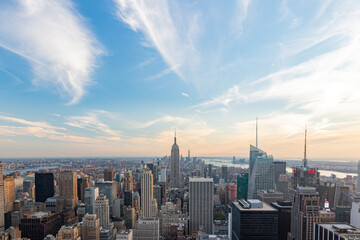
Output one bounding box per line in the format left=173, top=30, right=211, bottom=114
left=274, top=161, right=286, bottom=184
left=84, top=186, right=99, bottom=214
left=189, top=177, right=214, bottom=234
left=4, top=175, right=15, bottom=212
left=94, top=194, right=110, bottom=228
left=56, top=171, right=78, bottom=211
left=291, top=128, right=320, bottom=189
left=82, top=214, right=100, bottom=240
left=289, top=186, right=320, bottom=240
left=104, top=169, right=113, bottom=181
left=357, top=160, right=360, bottom=193
left=141, top=167, right=157, bottom=217
left=170, top=131, right=181, bottom=188
left=35, top=172, right=54, bottom=203
left=231, top=199, right=278, bottom=240
left=124, top=171, right=133, bottom=191
left=222, top=165, right=228, bottom=182
left=0, top=162, right=4, bottom=231
left=237, top=173, right=248, bottom=200
left=95, top=179, right=117, bottom=216
left=248, top=145, right=275, bottom=199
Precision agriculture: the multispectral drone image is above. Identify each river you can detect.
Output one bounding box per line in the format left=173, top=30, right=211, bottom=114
left=201, top=158, right=356, bottom=178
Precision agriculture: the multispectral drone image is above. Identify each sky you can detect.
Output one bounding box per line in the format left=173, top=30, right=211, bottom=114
left=0, top=0, right=360, bottom=159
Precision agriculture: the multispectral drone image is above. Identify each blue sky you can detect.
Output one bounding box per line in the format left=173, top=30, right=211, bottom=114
left=0, top=0, right=360, bottom=159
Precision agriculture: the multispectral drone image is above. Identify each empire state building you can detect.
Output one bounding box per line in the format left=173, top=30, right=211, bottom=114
left=170, top=132, right=181, bottom=188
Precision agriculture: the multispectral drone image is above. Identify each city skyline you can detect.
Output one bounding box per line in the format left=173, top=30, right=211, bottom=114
left=1, top=0, right=360, bottom=159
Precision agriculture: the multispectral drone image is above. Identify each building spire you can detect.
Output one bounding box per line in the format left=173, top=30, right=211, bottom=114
left=303, top=125, right=308, bottom=168
left=256, top=117, right=258, bottom=148
left=174, top=128, right=177, bottom=144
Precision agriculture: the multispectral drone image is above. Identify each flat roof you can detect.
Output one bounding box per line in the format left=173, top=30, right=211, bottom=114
left=189, top=177, right=213, bottom=183
left=317, top=223, right=360, bottom=236
left=233, top=200, right=277, bottom=212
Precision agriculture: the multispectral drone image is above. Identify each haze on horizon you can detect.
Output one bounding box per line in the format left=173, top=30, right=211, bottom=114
left=0, top=0, right=360, bottom=160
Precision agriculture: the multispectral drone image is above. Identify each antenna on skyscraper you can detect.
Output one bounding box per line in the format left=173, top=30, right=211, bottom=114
left=174, top=128, right=177, bottom=144
left=256, top=117, right=258, bottom=148
left=303, top=125, right=308, bottom=168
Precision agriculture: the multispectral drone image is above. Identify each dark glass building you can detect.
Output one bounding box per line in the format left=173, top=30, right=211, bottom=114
left=19, top=212, right=62, bottom=240
left=232, top=199, right=278, bottom=240
left=271, top=201, right=292, bottom=240
left=35, top=172, right=54, bottom=202
left=237, top=173, right=248, bottom=200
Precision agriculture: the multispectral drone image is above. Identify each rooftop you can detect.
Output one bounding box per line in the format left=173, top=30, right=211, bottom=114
left=317, top=223, right=360, bottom=237
left=233, top=199, right=277, bottom=212
left=189, top=177, right=213, bottom=183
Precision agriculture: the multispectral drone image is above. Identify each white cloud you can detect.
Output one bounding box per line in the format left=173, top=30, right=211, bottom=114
left=145, top=67, right=173, bottom=81
left=66, top=110, right=121, bottom=137
left=194, top=85, right=248, bottom=109
left=0, top=0, right=104, bottom=103
left=114, top=0, right=198, bottom=80
left=134, top=115, right=189, bottom=129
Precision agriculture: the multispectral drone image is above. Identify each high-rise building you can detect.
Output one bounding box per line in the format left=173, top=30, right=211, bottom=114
left=289, top=186, right=320, bottom=240
left=222, top=165, right=228, bottom=182
left=274, top=161, right=286, bottom=184
left=77, top=175, right=90, bottom=203
left=56, top=171, right=78, bottom=211
left=82, top=214, right=100, bottom=240
left=237, top=173, right=248, bottom=200
left=124, top=190, right=134, bottom=207
left=314, top=223, right=360, bottom=240
left=357, top=160, right=360, bottom=193
left=225, top=183, right=237, bottom=205
left=141, top=167, right=157, bottom=217
left=231, top=199, right=278, bottom=240
left=0, top=162, right=4, bottom=231
left=84, top=186, right=99, bottom=214
left=95, top=180, right=117, bottom=216
left=291, top=129, right=320, bottom=189
left=124, top=171, right=133, bottom=191
left=148, top=163, right=157, bottom=184
left=153, top=185, right=162, bottom=207
left=125, top=206, right=136, bottom=229
left=350, top=202, right=360, bottom=228
left=257, top=190, right=283, bottom=204
left=248, top=145, right=275, bottom=199
left=104, top=169, right=113, bottom=182
left=4, top=175, right=16, bottom=212
left=170, top=132, right=181, bottom=188
left=276, top=174, right=289, bottom=200
left=270, top=201, right=292, bottom=240
left=56, top=224, right=80, bottom=240
left=94, top=194, right=110, bottom=229
left=208, top=164, right=213, bottom=178
left=35, top=172, right=54, bottom=203
left=133, top=218, right=160, bottom=240
left=19, top=212, right=62, bottom=240
left=189, top=177, right=214, bottom=234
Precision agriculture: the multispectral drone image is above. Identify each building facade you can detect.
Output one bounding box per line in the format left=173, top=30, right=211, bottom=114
left=94, top=195, right=110, bottom=229
left=231, top=199, right=278, bottom=240
left=248, top=145, right=275, bottom=199
left=189, top=177, right=214, bottom=234
left=35, top=173, right=55, bottom=203
left=56, top=171, right=78, bottom=211
left=170, top=133, right=181, bottom=188
left=141, top=167, right=157, bottom=217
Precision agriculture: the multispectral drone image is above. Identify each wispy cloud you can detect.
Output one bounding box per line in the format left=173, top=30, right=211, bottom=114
left=145, top=67, right=173, bottom=81
left=0, top=0, right=104, bottom=103
left=66, top=110, right=121, bottom=137
left=113, top=0, right=251, bottom=86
